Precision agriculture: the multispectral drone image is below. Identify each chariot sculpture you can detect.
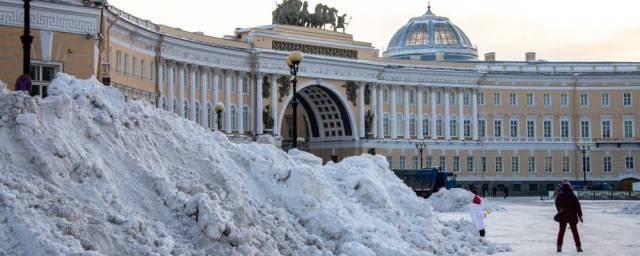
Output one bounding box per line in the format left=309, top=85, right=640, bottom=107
left=272, top=0, right=350, bottom=32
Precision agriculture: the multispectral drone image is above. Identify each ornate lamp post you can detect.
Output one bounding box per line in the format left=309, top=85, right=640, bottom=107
left=578, top=145, right=591, bottom=189
left=415, top=142, right=427, bottom=169
left=214, top=103, right=224, bottom=131
left=21, top=0, right=33, bottom=76
left=286, top=51, right=304, bottom=149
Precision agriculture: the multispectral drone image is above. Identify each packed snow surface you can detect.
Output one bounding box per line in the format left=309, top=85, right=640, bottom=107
left=621, top=203, right=640, bottom=215
left=427, top=189, right=504, bottom=213
left=0, top=73, right=509, bottom=255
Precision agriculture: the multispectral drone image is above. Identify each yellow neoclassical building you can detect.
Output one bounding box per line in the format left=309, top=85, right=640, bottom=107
left=1, top=0, right=639, bottom=194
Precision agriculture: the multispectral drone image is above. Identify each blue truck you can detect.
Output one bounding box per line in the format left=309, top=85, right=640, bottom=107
left=392, top=167, right=457, bottom=198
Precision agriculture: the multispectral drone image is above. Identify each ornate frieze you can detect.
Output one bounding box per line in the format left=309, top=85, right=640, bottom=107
left=0, top=1, right=98, bottom=34
left=272, top=40, right=357, bottom=59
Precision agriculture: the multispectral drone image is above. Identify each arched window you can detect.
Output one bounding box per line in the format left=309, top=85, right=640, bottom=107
left=230, top=105, right=237, bottom=130
left=383, top=113, right=390, bottom=137
left=207, top=103, right=213, bottom=129
left=396, top=113, right=404, bottom=136
left=242, top=106, right=249, bottom=132
left=183, top=100, right=189, bottom=118
left=160, top=96, right=166, bottom=110
left=464, top=117, right=471, bottom=137
left=173, top=99, right=178, bottom=113
left=436, top=116, right=443, bottom=137
left=450, top=118, right=458, bottom=137
left=195, top=102, right=200, bottom=124
left=422, top=115, right=430, bottom=137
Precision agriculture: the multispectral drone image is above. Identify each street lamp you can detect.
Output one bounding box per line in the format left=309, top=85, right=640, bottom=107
left=577, top=145, right=591, bottom=189
left=286, top=51, right=303, bottom=149
left=415, top=142, right=427, bottom=169
left=21, top=0, right=33, bottom=76
left=214, top=102, right=224, bottom=131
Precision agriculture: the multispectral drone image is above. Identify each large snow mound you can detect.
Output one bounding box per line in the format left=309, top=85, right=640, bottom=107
left=0, top=73, right=509, bottom=255
left=427, top=189, right=504, bottom=213
left=621, top=203, right=640, bottom=215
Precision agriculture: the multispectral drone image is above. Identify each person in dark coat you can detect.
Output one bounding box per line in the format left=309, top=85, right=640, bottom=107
left=503, top=186, right=509, bottom=199
left=15, top=74, right=32, bottom=93
left=555, top=183, right=583, bottom=252
left=482, top=184, right=488, bottom=198
left=491, top=187, right=497, bottom=198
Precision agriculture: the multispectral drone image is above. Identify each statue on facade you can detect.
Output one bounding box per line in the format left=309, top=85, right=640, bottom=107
left=299, top=1, right=311, bottom=26
left=263, top=105, right=274, bottom=130
left=342, top=81, right=358, bottom=106
left=364, top=82, right=371, bottom=106
left=262, top=76, right=271, bottom=99
left=336, top=14, right=349, bottom=33
left=272, top=0, right=349, bottom=32
left=277, top=75, right=291, bottom=102
left=365, top=109, right=374, bottom=138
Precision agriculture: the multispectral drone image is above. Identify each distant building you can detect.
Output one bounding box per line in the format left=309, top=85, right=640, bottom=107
left=0, top=0, right=638, bottom=193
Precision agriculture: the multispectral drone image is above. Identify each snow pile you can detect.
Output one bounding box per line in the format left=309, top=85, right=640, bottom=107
left=621, top=203, right=640, bottom=215
left=427, top=189, right=504, bottom=213
left=0, top=73, right=509, bottom=255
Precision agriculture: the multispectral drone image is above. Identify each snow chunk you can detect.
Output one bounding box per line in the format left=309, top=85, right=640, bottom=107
left=15, top=113, right=39, bottom=130
left=428, top=188, right=504, bottom=212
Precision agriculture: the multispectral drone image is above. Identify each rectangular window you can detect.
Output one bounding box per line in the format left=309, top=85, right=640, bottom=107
left=400, top=156, right=406, bottom=169
left=28, top=63, right=60, bottom=98
left=562, top=157, right=570, bottom=173
left=494, top=120, right=502, bottom=137
left=453, top=156, right=460, bottom=173
left=423, top=91, right=428, bottom=104
left=150, top=62, right=155, bottom=81
left=479, top=120, right=486, bottom=137
left=412, top=156, right=419, bottom=169
left=529, top=184, right=538, bottom=192
left=495, top=157, right=503, bottom=173
left=581, top=120, right=590, bottom=138
left=463, top=91, right=470, bottom=105
left=467, top=156, right=474, bottom=173
left=601, top=93, right=609, bottom=107
left=561, top=120, right=569, bottom=138
left=426, top=156, right=432, bottom=168
left=383, top=89, right=389, bottom=103
left=545, top=156, right=553, bottom=173
left=528, top=157, right=536, bottom=173
left=543, top=93, right=551, bottom=107
left=141, top=60, right=146, bottom=79
left=626, top=156, right=635, bottom=170
left=560, top=93, right=568, bottom=107
left=436, top=119, right=443, bottom=137
left=623, top=93, right=632, bottom=106
left=527, top=120, right=535, bottom=138
left=132, top=57, right=138, bottom=77
left=478, top=92, right=485, bottom=105
left=509, top=93, right=517, bottom=106
left=624, top=120, right=634, bottom=138
left=526, top=93, right=534, bottom=106
left=449, top=92, right=456, bottom=105
left=510, top=120, right=518, bottom=138
left=602, top=120, right=611, bottom=138
left=124, top=54, right=129, bottom=74
left=580, top=93, right=588, bottom=107
left=439, top=156, right=446, bottom=171
left=481, top=157, right=487, bottom=173
left=436, top=91, right=442, bottom=104
left=494, top=92, right=501, bottom=106
left=450, top=120, right=457, bottom=137
left=409, top=90, right=415, bottom=104
left=464, top=120, right=471, bottom=137
left=396, top=90, right=402, bottom=103
left=511, top=156, right=519, bottom=173
left=115, top=51, right=122, bottom=72
left=543, top=120, right=552, bottom=138
left=603, top=156, right=612, bottom=173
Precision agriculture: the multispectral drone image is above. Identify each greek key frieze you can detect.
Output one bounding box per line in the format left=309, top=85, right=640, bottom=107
left=0, top=6, right=97, bottom=34
left=272, top=40, right=357, bottom=59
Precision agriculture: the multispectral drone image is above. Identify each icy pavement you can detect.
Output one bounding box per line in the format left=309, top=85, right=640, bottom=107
left=438, top=197, right=640, bottom=256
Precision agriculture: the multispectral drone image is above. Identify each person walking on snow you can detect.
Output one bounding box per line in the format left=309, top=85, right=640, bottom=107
left=469, top=186, right=486, bottom=237
left=555, top=183, right=583, bottom=253
left=503, top=186, right=509, bottom=199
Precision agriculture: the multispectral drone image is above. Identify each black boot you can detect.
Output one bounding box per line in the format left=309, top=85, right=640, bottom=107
left=577, top=246, right=583, bottom=252
left=557, top=245, right=561, bottom=252
left=479, top=229, right=485, bottom=237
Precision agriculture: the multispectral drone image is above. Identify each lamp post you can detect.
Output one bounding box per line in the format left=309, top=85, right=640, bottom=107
left=21, top=0, right=33, bottom=76
left=286, top=51, right=304, bottom=149
left=578, top=145, right=591, bottom=189
left=214, top=103, right=224, bottom=131
left=415, top=142, right=427, bottom=169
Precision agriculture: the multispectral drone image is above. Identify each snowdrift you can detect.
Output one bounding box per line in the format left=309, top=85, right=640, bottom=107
left=0, top=73, right=509, bottom=255
left=621, top=203, right=640, bottom=215
left=426, top=189, right=504, bottom=213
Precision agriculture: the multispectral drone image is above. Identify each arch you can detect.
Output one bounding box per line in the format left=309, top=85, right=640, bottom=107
left=278, top=80, right=358, bottom=140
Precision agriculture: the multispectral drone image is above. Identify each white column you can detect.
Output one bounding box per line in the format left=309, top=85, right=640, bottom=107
left=157, top=59, right=164, bottom=109
left=237, top=72, right=244, bottom=134
left=391, top=85, right=397, bottom=139
left=371, top=83, right=378, bottom=138
left=189, top=65, right=197, bottom=121
left=200, top=67, right=208, bottom=127
left=178, top=63, right=185, bottom=118
left=270, top=74, right=278, bottom=136
left=458, top=88, right=464, bottom=141
left=167, top=61, right=174, bottom=113
left=212, top=69, right=220, bottom=131
left=417, top=87, right=424, bottom=140
left=377, top=84, right=384, bottom=139
left=358, top=81, right=366, bottom=138
left=431, top=87, right=437, bottom=140
left=444, top=87, right=451, bottom=140
left=225, top=70, right=232, bottom=133
left=403, top=86, right=410, bottom=139
left=256, top=73, right=264, bottom=135
left=472, top=88, right=479, bottom=141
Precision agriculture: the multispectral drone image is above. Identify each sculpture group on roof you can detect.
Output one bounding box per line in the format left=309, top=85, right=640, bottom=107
left=272, top=0, right=349, bottom=32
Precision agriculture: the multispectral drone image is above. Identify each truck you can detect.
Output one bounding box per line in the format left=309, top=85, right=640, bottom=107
left=392, top=167, right=457, bottom=198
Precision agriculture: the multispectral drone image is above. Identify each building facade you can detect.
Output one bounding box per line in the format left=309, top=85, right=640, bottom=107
left=1, top=0, right=639, bottom=194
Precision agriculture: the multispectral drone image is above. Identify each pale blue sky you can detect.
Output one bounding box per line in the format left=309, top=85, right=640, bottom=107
left=109, top=0, right=640, bottom=61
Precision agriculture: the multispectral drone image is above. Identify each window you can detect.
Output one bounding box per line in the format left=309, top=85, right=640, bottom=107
left=561, top=120, right=569, bottom=138
left=603, top=156, right=612, bottom=173
left=467, top=156, right=474, bottom=173
left=132, top=57, right=137, bottom=77
left=494, top=120, right=502, bottom=137
left=624, top=119, right=634, bottom=138
left=395, top=90, right=402, bottom=103
left=543, top=120, right=552, bottom=138
left=526, top=120, right=535, bottom=138
left=526, top=93, right=534, bottom=106
left=528, top=157, right=536, bottom=173
left=513, top=184, right=522, bottom=192
left=623, top=93, right=632, bottom=106
left=494, top=92, right=501, bottom=106
left=545, top=156, right=553, bottom=173
left=173, top=99, right=178, bottom=113
left=383, top=88, right=388, bottom=103
left=412, top=156, right=419, bottom=169
left=602, top=120, right=611, bottom=138
left=141, top=60, right=146, bottom=79
left=242, top=77, right=249, bottom=94
left=426, top=156, right=432, bottom=168
left=453, top=156, right=460, bottom=173
left=439, top=156, right=446, bottom=170
left=195, top=103, right=200, bottom=124
left=626, top=156, right=635, bottom=170
left=580, top=120, right=590, bottom=138
left=436, top=91, right=442, bottom=104
left=511, top=156, right=519, bottom=173
left=560, top=93, right=568, bottom=107
left=464, top=120, right=471, bottom=137
left=449, top=92, right=456, bottom=105
left=409, top=115, right=416, bottom=137
left=529, top=184, right=538, bottom=192
left=183, top=101, right=189, bottom=119
left=478, top=92, right=485, bottom=105
left=124, top=54, right=129, bottom=74
left=409, top=90, right=415, bottom=104
left=495, top=157, right=503, bottom=173
left=450, top=119, right=457, bottom=137
left=463, top=91, right=470, bottom=105
left=400, top=156, right=406, bottom=169
left=601, top=93, right=609, bottom=107
left=115, top=50, right=122, bottom=72
left=243, top=106, right=249, bottom=132
left=481, top=157, right=487, bottom=173
left=479, top=120, right=486, bottom=137
left=543, top=93, right=551, bottom=107
left=150, top=62, right=155, bottom=81
left=422, top=116, right=430, bottom=137
left=383, top=113, right=390, bottom=137
left=436, top=118, right=443, bottom=137
left=509, top=93, right=517, bottom=106
left=230, top=105, right=237, bottom=130
left=423, top=91, right=429, bottom=104
left=396, top=113, right=404, bottom=136
left=562, top=157, right=570, bottom=173
left=207, top=103, right=213, bottom=128
left=580, top=93, right=588, bottom=107
left=28, top=63, right=60, bottom=98
left=510, top=120, right=518, bottom=138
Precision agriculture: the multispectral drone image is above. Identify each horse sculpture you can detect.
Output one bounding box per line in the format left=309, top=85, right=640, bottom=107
left=272, top=0, right=349, bottom=32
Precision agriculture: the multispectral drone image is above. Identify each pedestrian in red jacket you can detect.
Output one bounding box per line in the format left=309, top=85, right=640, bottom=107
left=555, top=183, right=583, bottom=252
